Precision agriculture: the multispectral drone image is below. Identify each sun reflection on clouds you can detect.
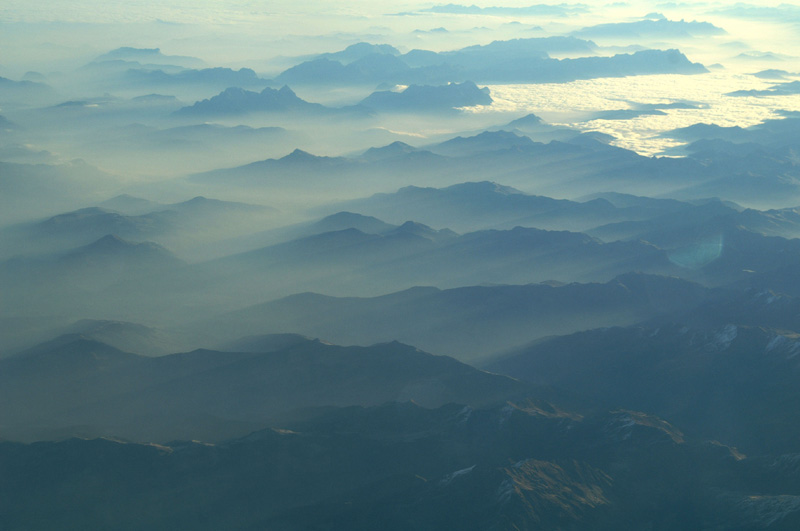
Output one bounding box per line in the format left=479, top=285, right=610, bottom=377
left=471, top=72, right=800, bottom=156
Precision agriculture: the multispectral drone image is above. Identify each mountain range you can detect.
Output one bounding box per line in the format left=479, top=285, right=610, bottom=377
left=202, top=273, right=710, bottom=362
left=275, top=39, right=707, bottom=86
left=0, top=335, right=529, bottom=443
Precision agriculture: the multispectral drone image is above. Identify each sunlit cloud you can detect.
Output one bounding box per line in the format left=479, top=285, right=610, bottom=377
left=468, top=72, right=800, bottom=155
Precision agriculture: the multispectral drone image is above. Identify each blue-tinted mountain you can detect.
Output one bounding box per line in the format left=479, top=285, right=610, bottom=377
left=359, top=81, right=492, bottom=113
left=207, top=273, right=708, bottom=362
left=590, top=109, right=667, bottom=120
left=190, top=148, right=364, bottom=187
left=572, top=18, right=726, bottom=39
left=98, top=194, right=162, bottom=215
left=666, top=115, right=800, bottom=147
left=175, top=85, right=330, bottom=117
left=590, top=199, right=800, bottom=243
left=317, top=42, right=400, bottom=63
left=277, top=53, right=418, bottom=85
left=429, top=130, right=537, bottom=156
left=120, top=66, right=268, bottom=89
left=56, top=319, right=189, bottom=357
left=335, top=180, right=690, bottom=233
left=189, top=116, right=800, bottom=211
left=727, top=80, right=800, bottom=97
left=0, top=160, right=118, bottom=225
left=0, top=336, right=528, bottom=442
left=275, top=39, right=706, bottom=86
left=93, top=47, right=206, bottom=68
left=417, top=4, right=587, bottom=16
left=307, top=211, right=397, bottom=235
left=78, top=122, right=295, bottom=176
left=199, top=221, right=677, bottom=310
left=0, top=234, right=185, bottom=320
left=3, top=196, right=274, bottom=258
left=488, top=323, right=800, bottom=455
left=752, top=68, right=793, bottom=79
left=0, top=76, right=57, bottom=107
left=360, top=140, right=423, bottom=161
left=61, top=234, right=183, bottom=271
left=0, top=114, right=20, bottom=132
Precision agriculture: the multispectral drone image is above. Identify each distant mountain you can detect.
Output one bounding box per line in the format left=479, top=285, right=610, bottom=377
left=93, top=46, right=206, bottom=68
left=175, top=85, right=332, bottom=117
left=205, top=273, right=710, bottom=362
left=57, top=319, right=191, bottom=357
left=590, top=199, right=800, bottom=243
left=334, top=180, right=690, bottom=233
left=60, top=234, right=183, bottom=273
left=589, top=109, right=667, bottom=120
left=97, top=194, right=163, bottom=215
left=80, top=122, right=296, bottom=176
left=488, top=324, right=800, bottom=455
left=123, top=66, right=268, bottom=89
left=360, top=140, right=423, bottom=161
left=666, top=115, right=800, bottom=146
left=359, top=81, right=492, bottom=113
left=0, top=234, right=185, bottom=319
left=661, top=286, right=800, bottom=333
left=572, top=18, right=726, bottom=39
left=3, top=196, right=276, bottom=258
left=654, top=115, right=800, bottom=204
left=752, top=68, right=793, bottom=79
left=196, top=221, right=678, bottom=310
left=317, top=42, right=401, bottom=63
left=306, top=211, right=397, bottom=235
left=27, top=207, right=164, bottom=249
left=275, top=39, right=706, bottom=86
left=0, top=114, right=20, bottom=132
left=148, top=122, right=289, bottom=147
left=0, top=76, right=57, bottom=106
left=216, top=332, right=315, bottom=353
left=0, top=336, right=529, bottom=442
left=186, top=119, right=800, bottom=208
left=176, top=128, right=681, bottom=202
left=727, top=80, right=800, bottom=97
left=429, top=130, right=535, bottom=156
left=418, top=4, right=586, bottom=16
left=277, top=53, right=417, bottom=86
left=189, top=148, right=365, bottom=189
left=0, top=160, right=118, bottom=225
left=210, top=211, right=401, bottom=256
left=506, top=112, right=545, bottom=129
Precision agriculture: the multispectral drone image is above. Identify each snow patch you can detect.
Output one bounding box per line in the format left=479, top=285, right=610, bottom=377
left=456, top=405, right=473, bottom=424
left=765, top=335, right=800, bottom=359
left=605, top=413, right=637, bottom=441
left=498, top=404, right=515, bottom=425
left=710, top=324, right=738, bottom=350
left=757, top=289, right=780, bottom=305
left=496, top=478, right=516, bottom=503
left=441, top=465, right=476, bottom=486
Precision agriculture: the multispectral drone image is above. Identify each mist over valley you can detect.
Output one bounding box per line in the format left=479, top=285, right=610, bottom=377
left=4, top=1, right=800, bottom=528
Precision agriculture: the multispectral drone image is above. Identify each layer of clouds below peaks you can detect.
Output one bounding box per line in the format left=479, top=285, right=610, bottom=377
left=472, top=72, right=800, bottom=156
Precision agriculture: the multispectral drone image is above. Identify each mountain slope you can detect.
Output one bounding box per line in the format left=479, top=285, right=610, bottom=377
left=205, top=273, right=711, bottom=362
left=0, top=336, right=529, bottom=442
left=488, top=324, right=800, bottom=454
